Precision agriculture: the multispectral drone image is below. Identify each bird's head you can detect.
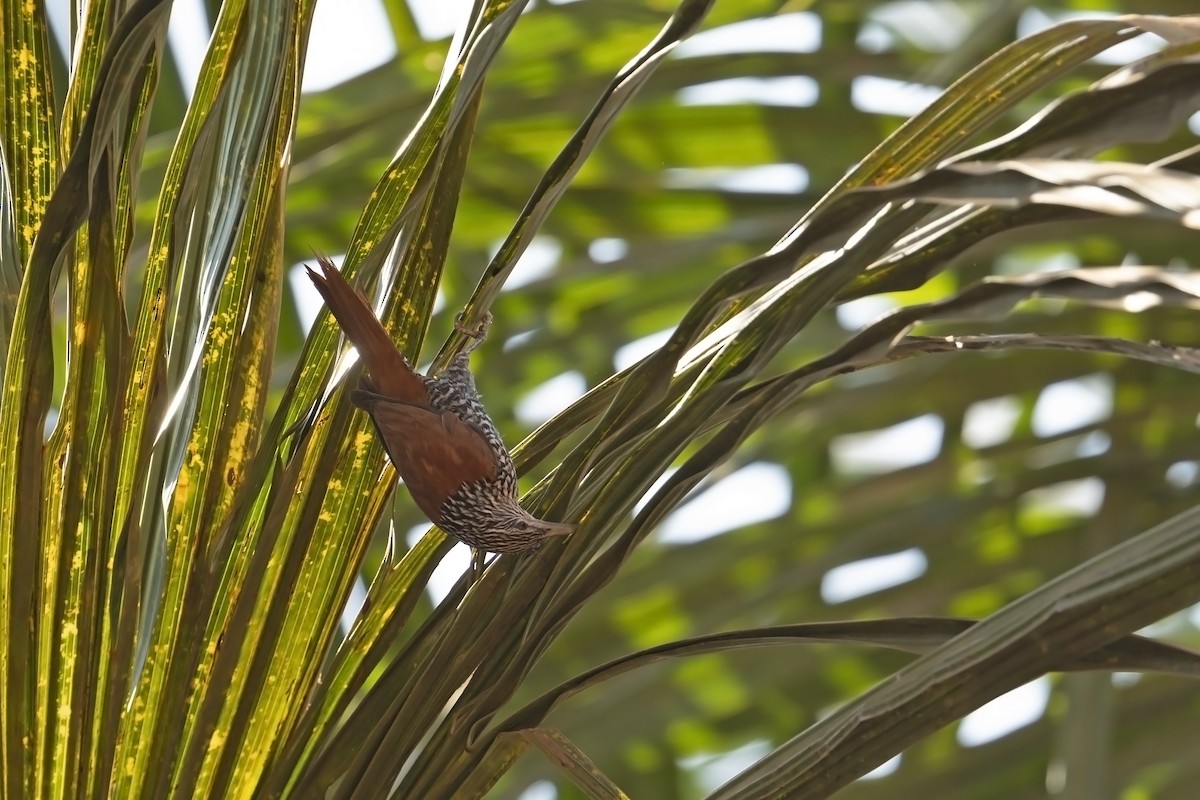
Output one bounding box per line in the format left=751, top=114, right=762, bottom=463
left=486, top=504, right=576, bottom=552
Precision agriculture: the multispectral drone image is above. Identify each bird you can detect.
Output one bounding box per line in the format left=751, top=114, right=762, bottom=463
left=306, top=256, right=575, bottom=560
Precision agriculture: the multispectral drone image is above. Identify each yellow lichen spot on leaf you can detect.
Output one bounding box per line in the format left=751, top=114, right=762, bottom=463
left=189, top=447, right=204, bottom=470
left=318, top=510, right=334, bottom=523
left=245, top=376, right=263, bottom=405
left=174, top=468, right=190, bottom=496
left=228, top=420, right=251, bottom=455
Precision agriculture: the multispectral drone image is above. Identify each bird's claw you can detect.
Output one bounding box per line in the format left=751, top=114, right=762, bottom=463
left=454, top=311, right=493, bottom=354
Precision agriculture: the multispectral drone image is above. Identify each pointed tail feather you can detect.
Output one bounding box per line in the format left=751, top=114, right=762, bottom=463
left=307, top=256, right=428, bottom=404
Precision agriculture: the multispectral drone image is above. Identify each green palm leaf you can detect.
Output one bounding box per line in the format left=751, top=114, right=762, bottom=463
left=4, top=2, right=1200, bottom=799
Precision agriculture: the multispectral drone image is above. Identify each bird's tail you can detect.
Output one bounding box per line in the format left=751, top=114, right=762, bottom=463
left=306, top=256, right=429, bottom=404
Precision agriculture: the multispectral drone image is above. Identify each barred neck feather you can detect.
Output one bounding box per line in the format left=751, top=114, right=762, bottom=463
left=439, top=485, right=573, bottom=553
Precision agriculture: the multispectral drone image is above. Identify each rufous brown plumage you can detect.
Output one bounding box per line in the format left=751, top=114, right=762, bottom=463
left=307, top=256, right=574, bottom=554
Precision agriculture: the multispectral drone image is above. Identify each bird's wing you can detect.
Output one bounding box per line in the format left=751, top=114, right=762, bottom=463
left=359, top=396, right=499, bottom=521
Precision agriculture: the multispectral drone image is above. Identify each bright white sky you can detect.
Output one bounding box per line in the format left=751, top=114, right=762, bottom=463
left=38, top=0, right=1184, bottom=789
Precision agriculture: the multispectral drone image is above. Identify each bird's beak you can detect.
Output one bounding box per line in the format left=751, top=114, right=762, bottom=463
left=540, top=521, right=576, bottom=537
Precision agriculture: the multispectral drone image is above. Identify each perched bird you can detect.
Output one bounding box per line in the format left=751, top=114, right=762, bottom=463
left=306, top=256, right=575, bottom=556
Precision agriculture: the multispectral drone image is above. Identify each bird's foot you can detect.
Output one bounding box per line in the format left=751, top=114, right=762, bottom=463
left=469, top=548, right=497, bottom=583
left=454, top=311, right=493, bottom=355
